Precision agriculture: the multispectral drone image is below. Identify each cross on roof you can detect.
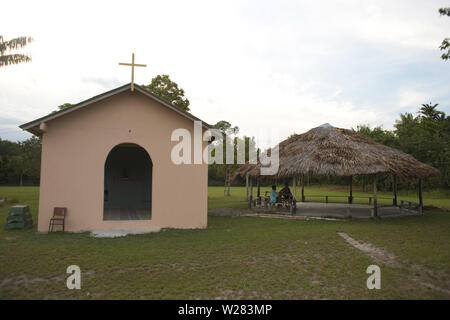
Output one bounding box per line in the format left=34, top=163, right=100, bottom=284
left=119, top=53, right=147, bottom=92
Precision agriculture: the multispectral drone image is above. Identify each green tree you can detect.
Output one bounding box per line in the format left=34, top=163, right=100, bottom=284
left=5, top=137, right=41, bottom=186
left=141, top=75, right=190, bottom=112
left=213, top=120, right=239, bottom=136
left=419, top=103, right=444, bottom=121
left=395, top=105, right=450, bottom=188
left=354, top=104, right=450, bottom=189
left=0, top=137, right=41, bottom=185
left=51, top=103, right=73, bottom=114
left=0, top=139, right=21, bottom=183
left=0, top=36, right=33, bottom=67
left=7, top=154, right=27, bottom=186
left=21, top=136, right=41, bottom=181
left=354, top=124, right=399, bottom=148
left=439, top=7, right=450, bottom=60
left=212, top=121, right=240, bottom=196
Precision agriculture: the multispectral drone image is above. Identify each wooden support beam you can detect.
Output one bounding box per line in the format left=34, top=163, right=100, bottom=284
left=246, top=173, right=249, bottom=201
left=419, top=178, right=423, bottom=215
left=348, top=175, right=353, bottom=204
left=372, top=175, right=378, bottom=217
left=292, top=175, right=296, bottom=200
left=249, top=177, right=253, bottom=208
left=393, top=175, right=398, bottom=206
left=257, top=177, right=261, bottom=198
left=301, top=173, right=305, bottom=202
left=291, top=175, right=297, bottom=215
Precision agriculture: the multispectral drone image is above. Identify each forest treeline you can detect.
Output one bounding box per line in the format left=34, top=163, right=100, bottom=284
left=211, top=103, right=450, bottom=191
left=0, top=104, right=449, bottom=190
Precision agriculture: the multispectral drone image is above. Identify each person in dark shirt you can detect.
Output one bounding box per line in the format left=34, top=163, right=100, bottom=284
left=279, top=182, right=292, bottom=200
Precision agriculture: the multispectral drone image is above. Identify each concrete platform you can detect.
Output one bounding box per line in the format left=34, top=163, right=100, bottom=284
left=91, top=227, right=161, bottom=238
left=295, top=202, right=420, bottom=219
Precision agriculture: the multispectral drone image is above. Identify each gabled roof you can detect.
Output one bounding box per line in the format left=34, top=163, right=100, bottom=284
left=19, top=83, right=211, bottom=135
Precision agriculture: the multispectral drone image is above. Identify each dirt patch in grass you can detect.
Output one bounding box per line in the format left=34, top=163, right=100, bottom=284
left=338, top=232, right=401, bottom=267
left=0, top=270, right=96, bottom=299
left=338, top=232, right=450, bottom=296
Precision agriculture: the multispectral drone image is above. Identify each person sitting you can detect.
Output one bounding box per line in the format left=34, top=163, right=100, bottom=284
left=270, top=185, right=278, bottom=204
left=279, top=182, right=293, bottom=200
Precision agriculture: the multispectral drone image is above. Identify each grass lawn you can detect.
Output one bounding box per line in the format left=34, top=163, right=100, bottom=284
left=0, top=186, right=449, bottom=299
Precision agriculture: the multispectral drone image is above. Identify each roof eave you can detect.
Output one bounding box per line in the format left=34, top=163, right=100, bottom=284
left=19, top=83, right=211, bottom=134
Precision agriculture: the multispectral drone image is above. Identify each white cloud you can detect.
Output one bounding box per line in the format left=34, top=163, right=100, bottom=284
left=1, top=0, right=449, bottom=143
left=396, top=89, right=431, bottom=109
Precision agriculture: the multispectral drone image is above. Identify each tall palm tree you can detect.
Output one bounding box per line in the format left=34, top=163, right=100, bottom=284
left=0, top=35, right=33, bottom=67
left=419, top=103, right=443, bottom=121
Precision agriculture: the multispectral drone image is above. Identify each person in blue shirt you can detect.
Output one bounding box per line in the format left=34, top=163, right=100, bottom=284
left=270, top=185, right=278, bottom=204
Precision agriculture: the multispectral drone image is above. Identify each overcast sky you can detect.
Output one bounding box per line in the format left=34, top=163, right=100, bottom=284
left=1, top=0, right=449, bottom=147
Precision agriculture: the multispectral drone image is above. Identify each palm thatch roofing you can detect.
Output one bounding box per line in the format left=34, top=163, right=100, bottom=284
left=233, top=125, right=439, bottom=181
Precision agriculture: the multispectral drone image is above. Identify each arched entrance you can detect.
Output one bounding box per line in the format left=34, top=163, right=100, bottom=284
left=103, top=143, right=152, bottom=220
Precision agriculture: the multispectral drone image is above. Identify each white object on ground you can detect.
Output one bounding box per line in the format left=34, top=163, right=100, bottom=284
left=91, top=227, right=161, bottom=238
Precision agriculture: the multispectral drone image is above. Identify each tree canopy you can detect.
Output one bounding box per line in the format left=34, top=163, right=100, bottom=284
left=141, top=75, right=190, bottom=112
left=51, top=103, right=73, bottom=114
left=0, top=136, right=41, bottom=185
left=213, top=120, right=239, bottom=136
left=356, top=103, right=450, bottom=188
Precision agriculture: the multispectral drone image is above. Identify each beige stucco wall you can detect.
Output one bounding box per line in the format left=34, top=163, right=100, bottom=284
left=38, top=91, right=208, bottom=232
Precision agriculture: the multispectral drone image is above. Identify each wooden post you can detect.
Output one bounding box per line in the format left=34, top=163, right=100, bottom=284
left=348, top=175, right=353, bottom=204
left=246, top=173, right=249, bottom=201
left=301, top=173, right=305, bottom=202
left=419, top=178, right=423, bottom=215
left=291, top=197, right=297, bottom=215
left=257, top=177, right=261, bottom=205
left=249, top=177, right=253, bottom=208
left=372, top=175, right=377, bottom=217
left=291, top=175, right=297, bottom=215
left=226, top=165, right=231, bottom=196
left=393, top=175, right=398, bottom=206
left=257, top=177, right=261, bottom=198
left=292, top=175, right=296, bottom=200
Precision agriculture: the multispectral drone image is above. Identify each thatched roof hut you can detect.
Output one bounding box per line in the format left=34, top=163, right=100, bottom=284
left=233, top=125, right=439, bottom=181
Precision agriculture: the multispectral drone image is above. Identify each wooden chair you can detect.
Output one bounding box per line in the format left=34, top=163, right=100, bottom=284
left=279, top=194, right=293, bottom=208
left=48, top=207, right=67, bottom=232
